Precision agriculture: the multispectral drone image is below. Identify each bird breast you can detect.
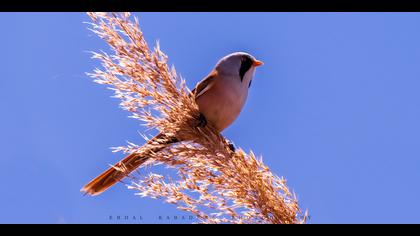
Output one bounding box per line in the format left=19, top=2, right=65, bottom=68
left=196, top=74, right=249, bottom=132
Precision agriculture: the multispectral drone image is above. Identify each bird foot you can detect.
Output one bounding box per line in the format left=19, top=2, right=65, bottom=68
left=197, top=113, right=207, bottom=128
left=226, top=139, right=236, bottom=152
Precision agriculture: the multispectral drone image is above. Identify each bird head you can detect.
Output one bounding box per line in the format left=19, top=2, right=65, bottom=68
left=215, top=52, right=263, bottom=82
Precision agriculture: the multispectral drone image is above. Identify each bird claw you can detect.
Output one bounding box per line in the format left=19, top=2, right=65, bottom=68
left=195, top=113, right=234, bottom=152
left=226, top=140, right=236, bottom=152
left=197, top=113, right=207, bottom=128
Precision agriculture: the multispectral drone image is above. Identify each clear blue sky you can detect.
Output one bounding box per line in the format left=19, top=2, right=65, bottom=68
left=1, top=12, right=420, bottom=224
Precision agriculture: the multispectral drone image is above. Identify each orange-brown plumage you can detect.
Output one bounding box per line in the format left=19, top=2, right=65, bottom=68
left=81, top=134, right=176, bottom=196
left=81, top=153, right=148, bottom=196
left=82, top=52, right=261, bottom=196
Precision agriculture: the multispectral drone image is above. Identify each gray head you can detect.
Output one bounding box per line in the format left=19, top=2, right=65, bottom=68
left=215, top=52, right=263, bottom=82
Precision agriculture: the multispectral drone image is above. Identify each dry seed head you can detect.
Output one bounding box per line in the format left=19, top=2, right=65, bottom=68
left=87, top=12, right=306, bottom=224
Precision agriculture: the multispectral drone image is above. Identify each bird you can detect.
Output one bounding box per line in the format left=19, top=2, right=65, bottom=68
left=81, top=52, right=263, bottom=196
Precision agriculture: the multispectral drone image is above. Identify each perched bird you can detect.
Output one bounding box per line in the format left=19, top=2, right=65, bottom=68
left=81, top=52, right=263, bottom=196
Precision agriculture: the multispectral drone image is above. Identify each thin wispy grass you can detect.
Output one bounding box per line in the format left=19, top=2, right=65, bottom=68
left=86, top=12, right=307, bottom=224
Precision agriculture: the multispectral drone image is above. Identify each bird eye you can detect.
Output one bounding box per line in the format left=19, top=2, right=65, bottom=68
left=239, top=56, right=253, bottom=82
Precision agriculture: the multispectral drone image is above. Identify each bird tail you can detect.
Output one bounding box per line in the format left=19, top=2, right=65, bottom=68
left=81, top=133, right=177, bottom=196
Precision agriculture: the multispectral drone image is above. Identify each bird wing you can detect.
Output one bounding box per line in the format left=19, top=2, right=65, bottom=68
left=191, top=70, right=218, bottom=99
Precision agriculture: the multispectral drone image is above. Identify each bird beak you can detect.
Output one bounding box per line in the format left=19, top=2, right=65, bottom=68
left=253, top=59, right=264, bottom=67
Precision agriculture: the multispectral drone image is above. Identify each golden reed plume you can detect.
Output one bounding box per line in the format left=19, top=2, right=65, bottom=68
left=83, top=12, right=307, bottom=224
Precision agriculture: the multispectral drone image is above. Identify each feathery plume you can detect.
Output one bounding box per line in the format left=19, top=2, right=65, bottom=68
left=86, top=12, right=307, bottom=224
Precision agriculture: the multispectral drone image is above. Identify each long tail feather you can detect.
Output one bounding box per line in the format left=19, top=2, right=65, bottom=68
left=81, top=133, right=177, bottom=196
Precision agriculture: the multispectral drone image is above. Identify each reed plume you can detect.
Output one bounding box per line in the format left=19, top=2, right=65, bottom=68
left=86, top=12, right=307, bottom=224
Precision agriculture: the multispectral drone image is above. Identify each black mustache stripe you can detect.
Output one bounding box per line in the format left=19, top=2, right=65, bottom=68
left=239, top=56, right=253, bottom=82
